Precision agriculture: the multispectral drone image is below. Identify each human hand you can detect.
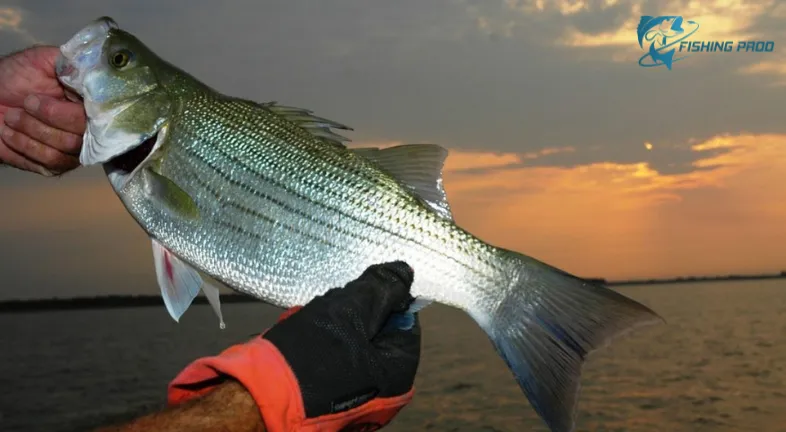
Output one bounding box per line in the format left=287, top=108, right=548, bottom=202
left=168, top=262, right=421, bottom=432
left=0, top=45, right=86, bottom=176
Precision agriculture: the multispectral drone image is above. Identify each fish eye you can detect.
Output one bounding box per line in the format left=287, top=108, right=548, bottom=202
left=109, top=49, right=132, bottom=69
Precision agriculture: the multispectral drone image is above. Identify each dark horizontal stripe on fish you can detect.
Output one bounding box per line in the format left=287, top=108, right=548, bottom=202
left=185, top=118, right=452, bottom=244
left=182, top=133, right=497, bottom=282
left=189, top=167, right=393, bottom=254
left=189, top=173, right=343, bottom=250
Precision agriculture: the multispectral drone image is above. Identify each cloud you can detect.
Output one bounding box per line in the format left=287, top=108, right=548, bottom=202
left=441, top=132, right=786, bottom=279
left=466, top=0, right=783, bottom=71
left=525, top=0, right=776, bottom=46
left=739, top=60, right=786, bottom=85
left=0, top=6, right=40, bottom=45
left=1, top=0, right=782, bottom=165
left=444, top=133, right=784, bottom=202
left=446, top=146, right=576, bottom=174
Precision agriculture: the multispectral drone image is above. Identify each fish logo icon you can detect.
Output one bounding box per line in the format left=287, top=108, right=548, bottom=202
left=637, top=16, right=700, bottom=69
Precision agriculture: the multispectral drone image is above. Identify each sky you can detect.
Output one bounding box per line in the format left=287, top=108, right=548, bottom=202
left=1, top=0, right=785, bottom=300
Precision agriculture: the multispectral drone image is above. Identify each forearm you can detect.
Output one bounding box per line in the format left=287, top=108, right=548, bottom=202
left=94, top=380, right=265, bottom=432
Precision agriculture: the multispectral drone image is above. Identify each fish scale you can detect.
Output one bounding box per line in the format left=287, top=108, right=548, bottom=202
left=56, top=16, right=663, bottom=432
left=133, top=92, right=493, bottom=310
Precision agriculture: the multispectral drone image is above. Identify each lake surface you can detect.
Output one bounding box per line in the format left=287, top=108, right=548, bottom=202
left=3, top=279, right=786, bottom=432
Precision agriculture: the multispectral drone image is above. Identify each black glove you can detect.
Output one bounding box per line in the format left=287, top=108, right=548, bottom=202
left=264, top=261, right=421, bottom=422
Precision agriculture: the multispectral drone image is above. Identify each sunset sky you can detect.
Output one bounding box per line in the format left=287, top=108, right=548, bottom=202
left=1, top=0, right=785, bottom=300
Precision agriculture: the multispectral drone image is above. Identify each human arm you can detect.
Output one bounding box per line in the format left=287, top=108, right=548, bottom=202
left=0, top=46, right=86, bottom=176
left=94, top=380, right=265, bottom=432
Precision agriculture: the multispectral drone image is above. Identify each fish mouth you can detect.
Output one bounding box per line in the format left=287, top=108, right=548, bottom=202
left=104, top=132, right=159, bottom=190
left=57, top=17, right=118, bottom=94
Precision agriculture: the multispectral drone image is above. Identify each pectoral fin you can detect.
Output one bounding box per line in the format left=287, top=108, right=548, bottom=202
left=142, top=168, right=200, bottom=220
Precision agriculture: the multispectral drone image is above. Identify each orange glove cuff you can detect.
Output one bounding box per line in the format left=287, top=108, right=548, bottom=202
left=167, top=307, right=414, bottom=432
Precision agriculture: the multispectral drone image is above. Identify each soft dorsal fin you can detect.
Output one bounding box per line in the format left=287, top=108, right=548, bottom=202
left=351, top=144, right=453, bottom=220
left=262, top=101, right=353, bottom=149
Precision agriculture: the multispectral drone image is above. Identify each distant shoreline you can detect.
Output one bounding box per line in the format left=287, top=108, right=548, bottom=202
left=0, top=293, right=261, bottom=313
left=599, top=271, right=786, bottom=286
left=1, top=272, right=784, bottom=313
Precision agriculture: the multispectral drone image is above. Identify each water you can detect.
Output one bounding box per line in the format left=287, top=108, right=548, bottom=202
left=2, top=279, right=786, bottom=432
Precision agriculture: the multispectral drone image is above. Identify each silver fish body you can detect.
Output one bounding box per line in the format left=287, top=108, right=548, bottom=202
left=120, top=93, right=498, bottom=313
left=56, top=17, right=662, bottom=432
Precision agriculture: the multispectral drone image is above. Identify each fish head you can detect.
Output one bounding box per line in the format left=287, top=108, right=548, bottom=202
left=56, top=16, right=173, bottom=190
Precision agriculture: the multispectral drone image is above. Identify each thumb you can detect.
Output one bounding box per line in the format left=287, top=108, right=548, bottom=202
left=372, top=313, right=421, bottom=394
left=336, top=261, right=415, bottom=337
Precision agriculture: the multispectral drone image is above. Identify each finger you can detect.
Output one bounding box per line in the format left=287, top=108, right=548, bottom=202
left=323, top=261, right=416, bottom=336
left=0, top=135, right=53, bottom=176
left=377, top=312, right=422, bottom=340
left=24, top=95, right=87, bottom=135
left=25, top=46, right=63, bottom=80
left=375, top=314, right=422, bottom=352
left=4, top=108, right=81, bottom=155
left=1, top=125, right=79, bottom=173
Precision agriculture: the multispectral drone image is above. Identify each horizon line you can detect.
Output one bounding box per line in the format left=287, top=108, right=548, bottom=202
left=1, top=270, right=784, bottom=307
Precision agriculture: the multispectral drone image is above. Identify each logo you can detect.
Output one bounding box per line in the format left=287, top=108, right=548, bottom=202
left=636, top=15, right=775, bottom=70
left=330, top=388, right=379, bottom=413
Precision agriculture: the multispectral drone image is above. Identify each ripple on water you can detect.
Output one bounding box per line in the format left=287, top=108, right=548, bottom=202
left=2, top=279, right=786, bottom=431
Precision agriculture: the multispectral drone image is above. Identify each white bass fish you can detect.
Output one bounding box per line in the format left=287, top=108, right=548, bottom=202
left=55, top=17, right=662, bottom=432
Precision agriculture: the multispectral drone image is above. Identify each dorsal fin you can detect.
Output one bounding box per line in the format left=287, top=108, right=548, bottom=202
left=262, top=101, right=353, bottom=149
left=351, top=144, right=453, bottom=220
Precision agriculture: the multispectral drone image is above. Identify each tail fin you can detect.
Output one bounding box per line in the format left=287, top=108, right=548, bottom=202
left=474, top=252, right=663, bottom=432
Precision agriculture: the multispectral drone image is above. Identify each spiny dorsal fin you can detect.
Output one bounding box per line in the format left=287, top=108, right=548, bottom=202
left=262, top=101, right=353, bottom=149
left=351, top=144, right=453, bottom=220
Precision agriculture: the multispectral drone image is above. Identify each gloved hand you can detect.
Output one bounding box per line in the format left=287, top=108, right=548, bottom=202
left=167, top=261, right=421, bottom=432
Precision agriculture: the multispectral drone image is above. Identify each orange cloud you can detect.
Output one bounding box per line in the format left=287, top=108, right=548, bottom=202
left=0, top=7, right=39, bottom=44
left=446, top=146, right=573, bottom=172
left=563, top=0, right=773, bottom=46
left=441, top=134, right=786, bottom=280
left=0, top=8, right=23, bottom=31
left=548, top=0, right=778, bottom=67
left=739, top=59, right=786, bottom=83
